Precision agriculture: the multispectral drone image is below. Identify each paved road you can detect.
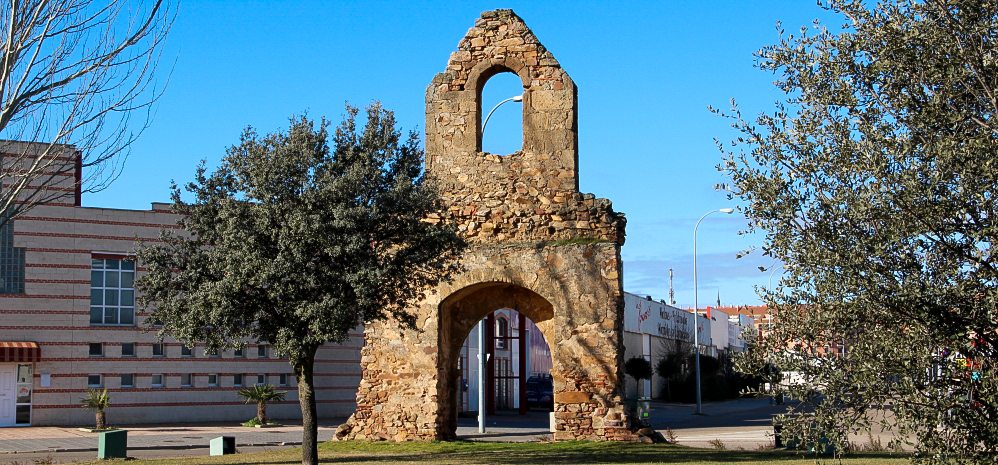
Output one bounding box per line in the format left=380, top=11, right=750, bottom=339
left=651, top=397, right=786, bottom=449
left=457, top=410, right=553, bottom=442
left=455, top=398, right=789, bottom=448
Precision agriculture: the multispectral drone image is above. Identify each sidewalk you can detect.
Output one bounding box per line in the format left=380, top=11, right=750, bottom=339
left=0, top=421, right=341, bottom=455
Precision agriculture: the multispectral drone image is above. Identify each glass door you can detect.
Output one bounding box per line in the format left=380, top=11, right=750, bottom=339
left=15, top=364, right=31, bottom=425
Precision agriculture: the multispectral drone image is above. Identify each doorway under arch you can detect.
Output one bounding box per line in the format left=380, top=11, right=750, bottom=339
left=437, top=282, right=554, bottom=438
left=455, top=308, right=554, bottom=437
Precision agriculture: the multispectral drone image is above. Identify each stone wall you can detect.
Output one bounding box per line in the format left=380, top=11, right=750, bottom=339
left=340, top=9, right=633, bottom=442
left=423, top=9, right=625, bottom=245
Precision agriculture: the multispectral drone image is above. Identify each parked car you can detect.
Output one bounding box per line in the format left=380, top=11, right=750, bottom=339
left=525, top=374, right=553, bottom=410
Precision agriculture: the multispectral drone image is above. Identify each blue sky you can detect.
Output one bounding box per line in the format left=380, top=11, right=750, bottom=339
left=87, top=1, right=837, bottom=309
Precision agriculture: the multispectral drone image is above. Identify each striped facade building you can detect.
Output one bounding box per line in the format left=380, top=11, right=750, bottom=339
left=0, top=142, right=361, bottom=426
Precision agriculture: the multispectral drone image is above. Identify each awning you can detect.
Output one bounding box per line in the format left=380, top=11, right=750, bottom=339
left=0, top=342, right=40, bottom=363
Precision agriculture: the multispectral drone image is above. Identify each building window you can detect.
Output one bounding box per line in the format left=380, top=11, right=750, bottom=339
left=256, top=374, right=266, bottom=386
left=279, top=374, right=289, bottom=387
left=206, top=348, right=220, bottom=358
left=88, top=343, right=103, bottom=357
left=257, top=345, right=268, bottom=358
left=87, top=374, right=102, bottom=387
left=0, top=214, right=25, bottom=294
left=120, top=343, right=135, bottom=357
left=181, top=374, right=192, bottom=387
left=151, top=374, right=164, bottom=387
left=90, top=258, right=135, bottom=326
left=234, top=347, right=244, bottom=357
left=152, top=343, right=164, bottom=357
left=233, top=374, right=243, bottom=387
left=181, top=345, right=193, bottom=357
left=207, top=374, right=218, bottom=387
left=120, top=374, right=134, bottom=388
left=496, top=316, right=509, bottom=350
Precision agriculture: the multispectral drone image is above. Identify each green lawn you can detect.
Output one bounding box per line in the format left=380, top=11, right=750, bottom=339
left=75, top=440, right=911, bottom=465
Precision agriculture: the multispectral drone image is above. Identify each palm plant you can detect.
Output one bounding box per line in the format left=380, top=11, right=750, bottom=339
left=237, top=384, right=286, bottom=425
left=80, top=388, right=111, bottom=429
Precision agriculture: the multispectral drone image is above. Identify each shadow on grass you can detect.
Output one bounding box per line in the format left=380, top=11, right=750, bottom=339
left=319, top=441, right=908, bottom=464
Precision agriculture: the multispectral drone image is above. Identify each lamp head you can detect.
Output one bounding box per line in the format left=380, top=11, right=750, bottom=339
left=719, top=208, right=735, bottom=214
left=512, top=95, right=523, bottom=102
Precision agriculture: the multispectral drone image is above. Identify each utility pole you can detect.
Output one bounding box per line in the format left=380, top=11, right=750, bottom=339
left=669, top=268, right=676, bottom=305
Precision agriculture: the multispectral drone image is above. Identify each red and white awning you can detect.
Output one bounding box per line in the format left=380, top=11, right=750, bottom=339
left=0, top=342, right=40, bottom=363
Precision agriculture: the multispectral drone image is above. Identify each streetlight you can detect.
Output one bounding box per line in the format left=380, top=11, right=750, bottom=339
left=482, top=95, right=523, bottom=133
left=692, top=207, right=735, bottom=415
left=476, top=94, right=522, bottom=434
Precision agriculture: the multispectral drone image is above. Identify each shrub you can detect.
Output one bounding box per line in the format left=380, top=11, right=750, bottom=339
left=80, top=388, right=111, bottom=430
left=237, top=384, right=286, bottom=425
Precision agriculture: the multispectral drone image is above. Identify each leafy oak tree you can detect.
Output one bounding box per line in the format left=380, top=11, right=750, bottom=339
left=718, top=1, right=997, bottom=462
left=136, top=105, right=464, bottom=465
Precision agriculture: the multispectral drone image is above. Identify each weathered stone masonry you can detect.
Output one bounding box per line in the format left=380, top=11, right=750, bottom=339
left=340, top=9, right=634, bottom=441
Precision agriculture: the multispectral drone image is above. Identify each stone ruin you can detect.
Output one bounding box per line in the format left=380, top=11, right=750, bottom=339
left=339, top=9, right=634, bottom=441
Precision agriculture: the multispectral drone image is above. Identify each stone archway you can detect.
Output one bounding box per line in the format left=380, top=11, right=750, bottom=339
left=340, top=9, right=634, bottom=442
left=437, top=282, right=553, bottom=438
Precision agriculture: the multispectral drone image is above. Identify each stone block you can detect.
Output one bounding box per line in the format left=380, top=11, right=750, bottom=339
left=556, top=391, right=592, bottom=404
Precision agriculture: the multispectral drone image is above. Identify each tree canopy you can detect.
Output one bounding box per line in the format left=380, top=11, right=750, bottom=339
left=719, top=1, right=997, bottom=462
left=137, top=105, right=465, bottom=465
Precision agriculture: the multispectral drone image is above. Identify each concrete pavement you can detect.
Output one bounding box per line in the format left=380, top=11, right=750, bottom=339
left=0, top=421, right=341, bottom=455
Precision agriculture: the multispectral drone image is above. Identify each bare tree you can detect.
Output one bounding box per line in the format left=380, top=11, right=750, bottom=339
left=0, top=0, right=173, bottom=224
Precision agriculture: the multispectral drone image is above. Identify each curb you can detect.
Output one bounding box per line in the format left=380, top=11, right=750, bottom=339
left=1, top=441, right=302, bottom=454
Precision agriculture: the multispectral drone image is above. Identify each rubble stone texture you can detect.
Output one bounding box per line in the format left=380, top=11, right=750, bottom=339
left=340, top=9, right=634, bottom=441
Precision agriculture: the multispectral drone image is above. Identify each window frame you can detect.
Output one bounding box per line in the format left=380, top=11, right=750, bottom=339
left=180, top=373, right=193, bottom=387
left=151, top=374, right=164, bottom=387
left=120, top=374, right=134, bottom=388
left=120, top=343, right=135, bottom=357
left=151, top=343, right=164, bottom=357
left=89, top=257, right=136, bottom=327
left=87, top=374, right=102, bottom=388
left=207, top=374, right=219, bottom=387
left=233, top=374, right=243, bottom=387
left=496, top=316, right=510, bottom=350
left=88, top=343, right=103, bottom=357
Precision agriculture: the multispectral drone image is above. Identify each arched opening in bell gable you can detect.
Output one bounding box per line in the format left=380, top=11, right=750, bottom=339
left=478, top=71, right=525, bottom=155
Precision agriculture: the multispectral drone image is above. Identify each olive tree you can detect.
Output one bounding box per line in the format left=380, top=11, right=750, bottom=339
left=718, top=1, right=997, bottom=462
left=137, top=105, right=465, bottom=465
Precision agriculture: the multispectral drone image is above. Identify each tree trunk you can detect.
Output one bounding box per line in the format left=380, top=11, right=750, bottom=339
left=295, top=345, right=319, bottom=465
left=96, top=410, right=106, bottom=430
left=257, top=401, right=267, bottom=425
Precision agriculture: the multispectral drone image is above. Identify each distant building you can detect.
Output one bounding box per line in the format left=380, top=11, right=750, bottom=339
left=0, top=143, right=359, bottom=426
left=621, top=293, right=756, bottom=399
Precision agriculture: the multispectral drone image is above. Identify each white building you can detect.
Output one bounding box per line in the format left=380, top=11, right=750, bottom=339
left=622, top=292, right=755, bottom=399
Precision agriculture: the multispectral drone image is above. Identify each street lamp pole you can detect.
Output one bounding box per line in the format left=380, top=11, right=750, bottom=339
left=692, top=207, right=734, bottom=415
left=482, top=95, right=523, bottom=133
left=477, top=95, right=522, bottom=434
